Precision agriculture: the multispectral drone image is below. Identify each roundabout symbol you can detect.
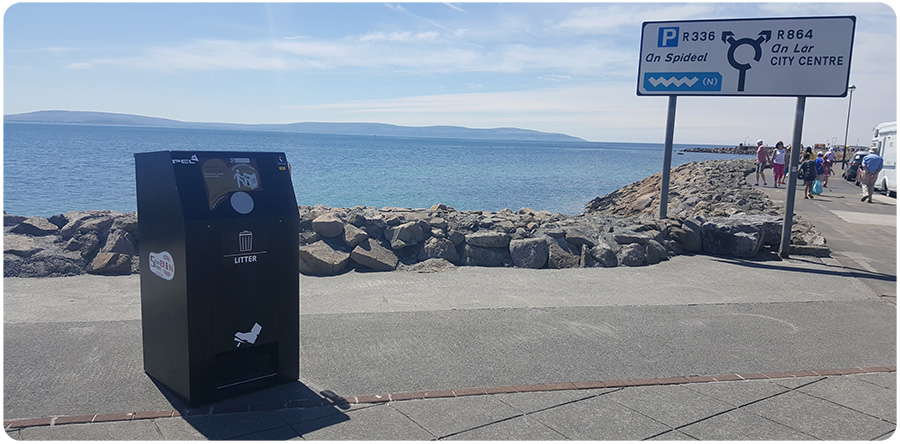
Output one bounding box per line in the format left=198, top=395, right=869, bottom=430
left=721, top=30, right=771, bottom=91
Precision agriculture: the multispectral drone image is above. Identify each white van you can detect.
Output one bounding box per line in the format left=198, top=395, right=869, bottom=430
left=873, top=121, right=896, bottom=197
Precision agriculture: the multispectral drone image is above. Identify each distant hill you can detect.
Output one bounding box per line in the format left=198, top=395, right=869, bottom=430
left=5, top=110, right=586, bottom=142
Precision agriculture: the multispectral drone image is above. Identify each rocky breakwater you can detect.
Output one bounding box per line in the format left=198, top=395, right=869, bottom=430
left=585, top=158, right=829, bottom=259
left=3, top=159, right=829, bottom=278
left=296, top=203, right=675, bottom=275
left=4, top=210, right=139, bottom=277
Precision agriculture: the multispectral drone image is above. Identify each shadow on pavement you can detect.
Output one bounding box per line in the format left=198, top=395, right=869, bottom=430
left=152, top=378, right=351, bottom=439
left=712, top=257, right=896, bottom=283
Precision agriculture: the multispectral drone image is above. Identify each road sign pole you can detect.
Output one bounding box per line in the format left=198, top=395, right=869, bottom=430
left=660, top=95, right=677, bottom=219
left=779, top=96, right=806, bottom=258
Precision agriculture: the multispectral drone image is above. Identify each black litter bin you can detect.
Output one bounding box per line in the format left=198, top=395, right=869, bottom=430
left=134, top=151, right=299, bottom=406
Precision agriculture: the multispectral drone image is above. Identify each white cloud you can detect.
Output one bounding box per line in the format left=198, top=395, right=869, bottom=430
left=554, top=3, right=719, bottom=34
left=63, top=35, right=634, bottom=76
left=443, top=3, right=466, bottom=13
left=356, top=31, right=439, bottom=42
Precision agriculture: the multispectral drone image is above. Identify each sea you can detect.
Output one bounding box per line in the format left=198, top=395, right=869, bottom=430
left=3, top=122, right=748, bottom=217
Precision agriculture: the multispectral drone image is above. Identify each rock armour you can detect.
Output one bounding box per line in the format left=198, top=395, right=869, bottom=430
left=3, top=159, right=828, bottom=277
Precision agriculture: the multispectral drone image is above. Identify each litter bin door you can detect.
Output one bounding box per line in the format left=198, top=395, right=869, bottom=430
left=214, top=220, right=279, bottom=354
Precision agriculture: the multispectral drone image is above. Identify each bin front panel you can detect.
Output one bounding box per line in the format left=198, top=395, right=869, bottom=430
left=214, top=219, right=279, bottom=354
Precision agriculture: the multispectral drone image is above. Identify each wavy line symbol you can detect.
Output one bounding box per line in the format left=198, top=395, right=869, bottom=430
left=641, top=72, right=722, bottom=93
left=647, top=76, right=699, bottom=87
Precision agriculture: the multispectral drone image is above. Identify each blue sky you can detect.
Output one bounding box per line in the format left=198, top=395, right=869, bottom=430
left=3, top=2, right=896, bottom=144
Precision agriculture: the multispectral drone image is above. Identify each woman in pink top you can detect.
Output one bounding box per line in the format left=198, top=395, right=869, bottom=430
left=771, top=141, right=786, bottom=188
left=755, top=139, right=771, bottom=186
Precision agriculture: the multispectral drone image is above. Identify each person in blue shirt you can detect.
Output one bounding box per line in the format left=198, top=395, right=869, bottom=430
left=859, top=147, right=884, bottom=203
left=815, top=152, right=826, bottom=184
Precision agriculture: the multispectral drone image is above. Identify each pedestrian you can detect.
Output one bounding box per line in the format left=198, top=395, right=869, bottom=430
left=755, top=139, right=769, bottom=186
left=859, top=147, right=884, bottom=203
left=799, top=152, right=818, bottom=199
left=772, top=141, right=786, bottom=188
left=815, top=151, right=826, bottom=183
left=823, top=147, right=836, bottom=187
left=782, top=145, right=792, bottom=185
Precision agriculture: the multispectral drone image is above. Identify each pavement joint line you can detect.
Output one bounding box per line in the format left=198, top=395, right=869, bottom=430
left=652, top=376, right=829, bottom=440
left=4, top=367, right=895, bottom=431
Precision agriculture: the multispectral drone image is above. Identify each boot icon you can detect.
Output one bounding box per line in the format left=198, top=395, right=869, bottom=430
left=234, top=323, right=262, bottom=347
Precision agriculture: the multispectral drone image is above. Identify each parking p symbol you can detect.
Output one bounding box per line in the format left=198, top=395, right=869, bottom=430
left=658, top=27, right=679, bottom=47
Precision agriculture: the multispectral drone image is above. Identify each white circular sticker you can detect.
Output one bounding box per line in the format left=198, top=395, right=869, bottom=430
left=231, top=191, right=254, bottom=214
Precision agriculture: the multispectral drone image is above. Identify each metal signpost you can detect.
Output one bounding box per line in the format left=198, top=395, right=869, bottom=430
left=637, top=16, right=855, bottom=257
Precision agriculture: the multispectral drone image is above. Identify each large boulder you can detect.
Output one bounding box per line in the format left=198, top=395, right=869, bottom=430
left=342, top=224, right=369, bottom=249
left=350, top=239, right=399, bottom=271
left=509, top=237, right=549, bottom=269
left=87, top=252, right=133, bottom=276
left=4, top=234, right=41, bottom=257
left=668, top=223, right=702, bottom=252
left=64, top=233, right=101, bottom=258
left=465, top=231, right=510, bottom=249
left=101, top=229, right=137, bottom=255
left=613, top=230, right=654, bottom=245
left=547, top=238, right=579, bottom=269
left=463, top=245, right=509, bottom=267
left=589, top=235, right=619, bottom=268
left=645, top=239, right=668, bottom=265
left=312, top=213, right=345, bottom=238
left=299, top=241, right=350, bottom=276
left=736, top=214, right=783, bottom=246
left=11, top=217, right=58, bottom=236
left=701, top=217, right=764, bottom=258
left=421, top=237, right=459, bottom=263
left=58, top=211, right=115, bottom=238
left=617, top=243, right=645, bottom=267
left=384, top=221, right=429, bottom=250
left=564, top=227, right=595, bottom=249
left=4, top=213, right=27, bottom=227
left=591, top=245, right=618, bottom=267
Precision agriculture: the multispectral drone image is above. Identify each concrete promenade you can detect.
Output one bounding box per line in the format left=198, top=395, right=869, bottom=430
left=3, top=170, right=896, bottom=440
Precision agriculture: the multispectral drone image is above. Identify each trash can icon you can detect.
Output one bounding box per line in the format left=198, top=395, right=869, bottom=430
left=239, top=230, right=253, bottom=252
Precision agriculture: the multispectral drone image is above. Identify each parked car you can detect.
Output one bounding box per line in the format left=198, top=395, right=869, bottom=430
left=843, top=152, right=869, bottom=181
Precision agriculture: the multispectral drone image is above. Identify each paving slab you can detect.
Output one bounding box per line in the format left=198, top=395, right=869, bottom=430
left=796, top=376, right=897, bottom=421
left=527, top=393, right=671, bottom=440
left=17, top=419, right=163, bottom=440
left=769, top=375, right=824, bottom=390
left=170, top=411, right=292, bottom=440
left=389, top=395, right=522, bottom=438
left=151, top=417, right=211, bottom=440
left=290, top=403, right=434, bottom=440
left=647, top=429, right=698, bottom=440
left=443, top=415, right=568, bottom=440
left=743, top=389, right=896, bottom=440
left=684, top=379, right=791, bottom=407
left=492, top=388, right=612, bottom=414
left=854, top=371, right=897, bottom=389
left=678, top=408, right=812, bottom=440
left=601, top=384, right=734, bottom=429
left=275, top=404, right=366, bottom=426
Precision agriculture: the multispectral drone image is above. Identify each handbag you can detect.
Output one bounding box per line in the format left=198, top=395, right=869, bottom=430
left=812, top=179, right=823, bottom=195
